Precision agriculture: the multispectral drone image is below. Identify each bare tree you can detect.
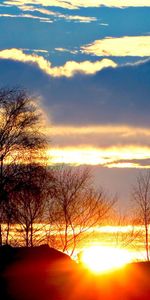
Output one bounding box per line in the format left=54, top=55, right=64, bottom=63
left=0, top=88, right=46, bottom=245
left=132, top=171, right=150, bottom=261
left=8, top=163, right=49, bottom=247
left=47, top=166, right=115, bottom=256
left=110, top=212, right=141, bottom=250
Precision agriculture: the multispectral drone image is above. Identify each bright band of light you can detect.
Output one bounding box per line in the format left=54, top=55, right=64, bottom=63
left=48, top=146, right=150, bottom=168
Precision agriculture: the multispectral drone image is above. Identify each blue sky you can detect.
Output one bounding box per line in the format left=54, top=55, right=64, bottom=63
left=0, top=0, right=150, bottom=208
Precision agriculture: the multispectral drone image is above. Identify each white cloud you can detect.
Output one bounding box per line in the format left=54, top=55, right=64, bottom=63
left=81, top=36, right=150, bottom=57
left=0, top=13, right=53, bottom=22
left=4, top=0, right=150, bottom=9
left=30, top=49, right=48, bottom=54
left=1, top=5, right=97, bottom=23
left=53, top=59, right=117, bottom=76
left=55, top=48, right=78, bottom=54
left=100, top=23, right=109, bottom=26
left=21, top=48, right=49, bottom=54
left=66, top=15, right=96, bottom=23
left=32, top=7, right=97, bottom=22
left=0, top=48, right=117, bottom=77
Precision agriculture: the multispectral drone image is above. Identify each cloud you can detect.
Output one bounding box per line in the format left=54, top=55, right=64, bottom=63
left=0, top=52, right=150, bottom=128
left=100, top=23, right=109, bottom=26
left=21, top=7, right=97, bottom=23
left=0, top=13, right=53, bottom=22
left=39, top=9, right=97, bottom=23
left=55, top=48, right=78, bottom=55
left=0, top=48, right=117, bottom=77
left=81, top=36, right=150, bottom=57
left=44, top=125, right=150, bottom=168
left=51, top=59, right=117, bottom=76
left=2, top=5, right=97, bottom=23
left=22, top=49, right=48, bottom=54
left=3, top=0, right=150, bottom=9
left=0, top=54, right=150, bottom=168
left=65, top=15, right=96, bottom=23
left=45, top=125, right=150, bottom=148
left=38, top=58, right=150, bottom=127
left=106, top=158, right=150, bottom=168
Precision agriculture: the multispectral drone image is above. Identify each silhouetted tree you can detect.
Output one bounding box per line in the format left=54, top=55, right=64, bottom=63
left=47, top=166, right=115, bottom=256
left=111, top=212, right=141, bottom=250
left=132, top=171, right=150, bottom=261
left=9, top=163, right=48, bottom=247
left=0, top=88, right=46, bottom=245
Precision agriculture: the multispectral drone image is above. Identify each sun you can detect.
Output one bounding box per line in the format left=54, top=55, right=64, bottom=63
left=81, top=246, right=132, bottom=274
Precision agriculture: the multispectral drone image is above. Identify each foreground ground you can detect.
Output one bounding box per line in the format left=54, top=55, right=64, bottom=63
left=0, top=245, right=150, bottom=300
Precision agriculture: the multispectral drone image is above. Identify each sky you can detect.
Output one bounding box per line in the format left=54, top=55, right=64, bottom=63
left=0, top=0, right=150, bottom=209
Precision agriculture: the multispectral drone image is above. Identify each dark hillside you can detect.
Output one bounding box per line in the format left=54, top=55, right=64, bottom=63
left=0, top=245, right=150, bottom=300
left=0, top=245, right=77, bottom=300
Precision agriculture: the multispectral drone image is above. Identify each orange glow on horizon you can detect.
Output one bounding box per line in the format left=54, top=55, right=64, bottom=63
left=81, top=246, right=132, bottom=273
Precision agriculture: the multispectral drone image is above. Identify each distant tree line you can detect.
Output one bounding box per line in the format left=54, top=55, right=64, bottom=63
left=0, top=88, right=150, bottom=259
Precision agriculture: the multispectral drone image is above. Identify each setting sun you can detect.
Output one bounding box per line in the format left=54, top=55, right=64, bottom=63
left=81, top=246, right=132, bottom=274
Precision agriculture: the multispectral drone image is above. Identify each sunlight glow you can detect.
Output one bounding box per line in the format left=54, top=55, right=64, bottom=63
left=81, top=246, right=132, bottom=273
